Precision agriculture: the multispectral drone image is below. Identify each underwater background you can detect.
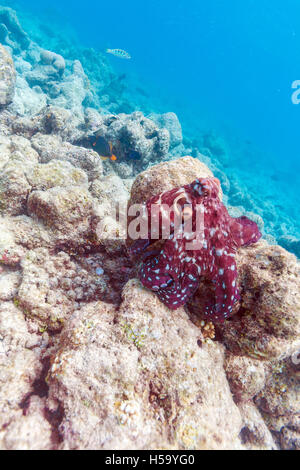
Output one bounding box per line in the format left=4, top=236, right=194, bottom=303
left=2, top=0, right=300, bottom=257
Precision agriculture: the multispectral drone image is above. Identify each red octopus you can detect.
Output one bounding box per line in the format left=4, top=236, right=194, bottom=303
left=128, top=177, right=261, bottom=322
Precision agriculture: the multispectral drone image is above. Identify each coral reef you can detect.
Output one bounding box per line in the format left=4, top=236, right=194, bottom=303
left=0, top=6, right=30, bottom=50
left=74, top=111, right=170, bottom=175
left=0, top=7, right=298, bottom=451
left=0, top=6, right=92, bottom=120
left=148, top=112, right=183, bottom=148
left=1, top=5, right=299, bottom=255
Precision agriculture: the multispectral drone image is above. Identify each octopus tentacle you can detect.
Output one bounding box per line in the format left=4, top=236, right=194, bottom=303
left=230, top=216, right=262, bottom=248
left=204, top=255, right=240, bottom=322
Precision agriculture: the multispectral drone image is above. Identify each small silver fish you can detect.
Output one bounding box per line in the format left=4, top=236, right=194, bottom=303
left=106, top=48, right=131, bottom=59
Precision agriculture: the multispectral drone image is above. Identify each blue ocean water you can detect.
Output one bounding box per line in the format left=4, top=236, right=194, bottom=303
left=3, top=0, right=300, bottom=255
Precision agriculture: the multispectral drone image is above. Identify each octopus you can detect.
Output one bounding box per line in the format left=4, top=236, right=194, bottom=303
left=128, top=177, right=262, bottom=322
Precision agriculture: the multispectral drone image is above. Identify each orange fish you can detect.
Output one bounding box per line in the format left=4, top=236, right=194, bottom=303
left=76, top=135, right=117, bottom=161
left=100, top=141, right=117, bottom=161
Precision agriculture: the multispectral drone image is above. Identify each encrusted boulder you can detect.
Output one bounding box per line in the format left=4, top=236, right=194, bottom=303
left=1, top=396, right=52, bottom=450
left=50, top=60, right=89, bottom=114
left=90, top=174, right=130, bottom=252
left=224, top=353, right=266, bottom=402
left=25, top=160, right=88, bottom=191
left=10, top=135, right=39, bottom=165
left=17, top=248, right=106, bottom=332
left=218, top=242, right=300, bottom=361
left=0, top=302, right=45, bottom=449
left=0, top=217, right=26, bottom=266
left=0, top=271, right=21, bottom=302
left=27, top=186, right=95, bottom=235
left=10, top=75, right=47, bottom=116
left=90, top=174, right=129, bottom=207
left=255, top=359, right=299, bottom=418
left=149, top=112, right=183, bottom=148
left=0, top=7, right=30, bottom=50
left=82, top=111, right=170, bottom=171
left=254, top=357, right=300, bottom=450
left=46, top=279, right=243, bottom=450
left=129, top=156, right=216, bottom=207
left=40, top=49, right=65, bottom=75
left=0, top=44, right=16, bottom=106
left=0, top=134, right=11, bottom=169
left=238, top=402, right=277, bottom=450
left=31, top=133, right=103, bottom=180
left=0, top=161, right=31, bottom=215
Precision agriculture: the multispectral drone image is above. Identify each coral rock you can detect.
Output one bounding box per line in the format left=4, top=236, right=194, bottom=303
left=0, top=271, right=21, bottom=301
left=17, top=248, right=106, bottom=331
left=149, top=112, right=183, bottom=148
left=219, top=242, right=300, bottom=361
left=46, top=280, right=243, bottom=450
left=238, top=402, right=277, bottom=450
left=0, top=134, right=11, bottom=169
left=129, top=156, right=217, bottom=207
left=225, top=353, right=266, bottom=402
left=254, top=358, right=300, bottom=449
left=26, top=160, right=88, bottom=191
left=27, top=186, right=95, bottom=234
left=0, top=161, right=31, bottom=215
left=85, top=111, right=170, bottom=172
left=31, top=133, right=103, bottom=180
left=40, top=49, right=65, bottom=74
left=2, top=396, right=52, bottom=450
left=0, top=302, right=43, bottom=449
left=0, top=44, right=16, bottom=106
left=0, top=217, right=26, bottom=265
left=0, top=7, right=30, bottom=49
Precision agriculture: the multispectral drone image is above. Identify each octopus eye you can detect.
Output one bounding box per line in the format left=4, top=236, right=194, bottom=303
left=192, top=178, right=220, bottom=198
left=193, top=182, right=209, bottom=197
